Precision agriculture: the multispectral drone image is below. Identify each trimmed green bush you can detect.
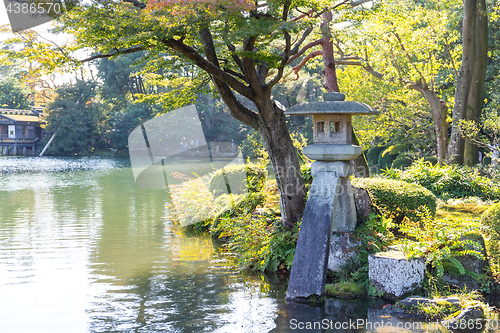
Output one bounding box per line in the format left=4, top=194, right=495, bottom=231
left=382, top=159, right=500, bottom=200
left=366, top=146, right=386, bottom=165
left=378, top=152, right=397, bottom=170
left=392, top=155, right=413, bottom=169
left=209, top=163, right=267, bottom=197
left=424, top=156, right=438, bottom=165
left=480, top=202, right=500, bottom=270
left=351, top=177, right=437, bottom=224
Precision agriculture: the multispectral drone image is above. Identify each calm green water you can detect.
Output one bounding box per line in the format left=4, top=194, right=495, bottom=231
left=0, top=157, right=481, bottom=333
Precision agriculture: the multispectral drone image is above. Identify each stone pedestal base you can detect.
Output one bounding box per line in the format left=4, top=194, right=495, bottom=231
left=368, top=251, right=425, bottom=298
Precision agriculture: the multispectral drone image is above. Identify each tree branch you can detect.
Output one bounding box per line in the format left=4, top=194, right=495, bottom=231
left=198, top=28, right=258, bottom=128
left=266, top=1, right=292, bottom=90
left=290, top=27, right=313, bottom=56
left=242, top=36, right=265, bottom=96
left=287, top=39, right=324, bottom=64
left=292, top=49, right=322, bottom=78
left=163, top=36, right=254, bottom=100
left=80, top=46, right=144, bottom=63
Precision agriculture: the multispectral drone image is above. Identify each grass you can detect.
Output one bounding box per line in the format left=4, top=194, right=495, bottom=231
left=324, top=281, right=365, bottom=298
left=436, top=204, right=489, bottom=221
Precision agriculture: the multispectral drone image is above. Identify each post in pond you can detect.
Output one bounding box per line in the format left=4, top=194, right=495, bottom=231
left=285, top=92, right=377, bottom=300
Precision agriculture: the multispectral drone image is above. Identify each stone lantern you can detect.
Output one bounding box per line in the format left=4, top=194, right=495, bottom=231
left=285, top=92, right=377, bottom=300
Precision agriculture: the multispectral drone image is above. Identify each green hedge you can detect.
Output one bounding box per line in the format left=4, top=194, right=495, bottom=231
left=366, top=146, right=386, bottom=165
left=391, top=155, right=413, bottom=170
left=382, top=159, right=500, bottom=200
left=480, top=202, right=500, bottom=270
left=378, top=152, right=397, bottom=170
left=209, top=163, right=267, bottom=198
left=351, top=177, right=437, bottom=224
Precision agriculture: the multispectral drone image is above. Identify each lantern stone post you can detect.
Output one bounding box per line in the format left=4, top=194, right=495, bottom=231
left=285, top=92, right=377, bottom=300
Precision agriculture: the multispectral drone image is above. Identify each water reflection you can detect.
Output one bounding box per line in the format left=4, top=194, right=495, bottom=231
left=0, top=157, right=494, bottom=333
left=0, top=157, right=281, bottom=333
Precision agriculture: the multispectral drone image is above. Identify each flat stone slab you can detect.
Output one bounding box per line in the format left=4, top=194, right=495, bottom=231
left=286, top=172, right=340, bottom=300
left=368, top=251, right=426, bottom=298
left=303, top=144, right=361, bottom=161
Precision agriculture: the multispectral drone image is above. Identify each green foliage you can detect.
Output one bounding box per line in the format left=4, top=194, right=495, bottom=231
left=241, top=130, right=269, bottom=165
left=351, top=177, right=437, bottom=224
left=214, top=214, right=300, bottom=272
left=324, top=281, right=365, bottom=298
left=413, top=300, right=460, bottom=320
left=378, top=151, right=397, bottom=170
left=301, top=164, right=312, bottom=184
left=366, top=146, right=386, bottom=165
left=0, top=76, right=34, bottom=110
left=208, top=163, right=267, bottom=198
left=424, top=156, right=438, bottom=165
left=43, top=80, right=104, bottom=156
left=391, top=155, right=413, bottom=170
left=398, top=210, right=486, bottom=280
left=480, top=202, right=500, bottom=271
left=383, top=159, right=500, bottom=200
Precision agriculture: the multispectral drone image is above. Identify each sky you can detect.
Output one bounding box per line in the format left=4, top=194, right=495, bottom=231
left=0, top=4, right=70, bottom=44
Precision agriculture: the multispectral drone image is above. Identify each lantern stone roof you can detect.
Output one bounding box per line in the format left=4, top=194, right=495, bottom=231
left=284, top=92, right=378, bottom=116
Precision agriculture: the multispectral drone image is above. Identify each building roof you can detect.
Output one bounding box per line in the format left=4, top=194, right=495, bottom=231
left=0, top=108, right=43, bottom=123
left=1, top=114, right=41, bottom=122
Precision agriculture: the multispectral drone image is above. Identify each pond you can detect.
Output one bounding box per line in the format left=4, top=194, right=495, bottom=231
left=0, top=157, right=492, bottom=333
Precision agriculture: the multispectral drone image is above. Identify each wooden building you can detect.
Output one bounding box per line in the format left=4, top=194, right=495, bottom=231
left=0, top=108, right=44, bottom=155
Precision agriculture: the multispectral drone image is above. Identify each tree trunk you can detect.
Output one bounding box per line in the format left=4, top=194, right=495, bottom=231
left=257, top=101, right=306, bottom=228
left=447, top=0, right=479, bottom=164
left=410, top=81, right=449, bottom=164
left=464, top=0, right=488, bottom=166
left=321, top=11, right=370, bottom=177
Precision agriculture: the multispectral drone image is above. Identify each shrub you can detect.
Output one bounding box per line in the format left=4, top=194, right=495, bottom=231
left=480, top=202, right=500, bottom=271
left=382, top=159, right=500, bottom=200
left=392, top=155, right=413, bottom=169
left=424, top=156, right=438, bottom=165
left=214, top=214, right=300, bottom=272
left=366, top=146, right=386, bottom=165
left=209, top=163, right=267, bottom=198
left=378, top=152, right=397, bottom=170
left=351, top=177, right=437, bottom=224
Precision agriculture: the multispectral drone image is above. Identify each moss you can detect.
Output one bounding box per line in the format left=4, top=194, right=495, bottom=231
left=324, top=281, right=365, bottom=298
left=351, top=177, right=437, bottom=224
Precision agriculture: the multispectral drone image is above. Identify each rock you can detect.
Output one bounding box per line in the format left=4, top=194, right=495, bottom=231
left=368, top=251, right=426, bottom=299
left=397, top=296, right=461, bottom=308
left=442, top=234, right=489, bottom=290
left=327, top=232, right=362, bottom=272
left=352, top=185, right=375, bottom=223
left=398, top=296, right=432, bottom=307
left=442, top=305, right=484, bottom=330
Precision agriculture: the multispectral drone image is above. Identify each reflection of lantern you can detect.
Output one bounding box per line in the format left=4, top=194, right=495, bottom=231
left=285, top=92, right=378, bottom=301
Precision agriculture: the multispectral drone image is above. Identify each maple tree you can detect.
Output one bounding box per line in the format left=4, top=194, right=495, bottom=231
left=44, top=0, right=365, bottom=228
